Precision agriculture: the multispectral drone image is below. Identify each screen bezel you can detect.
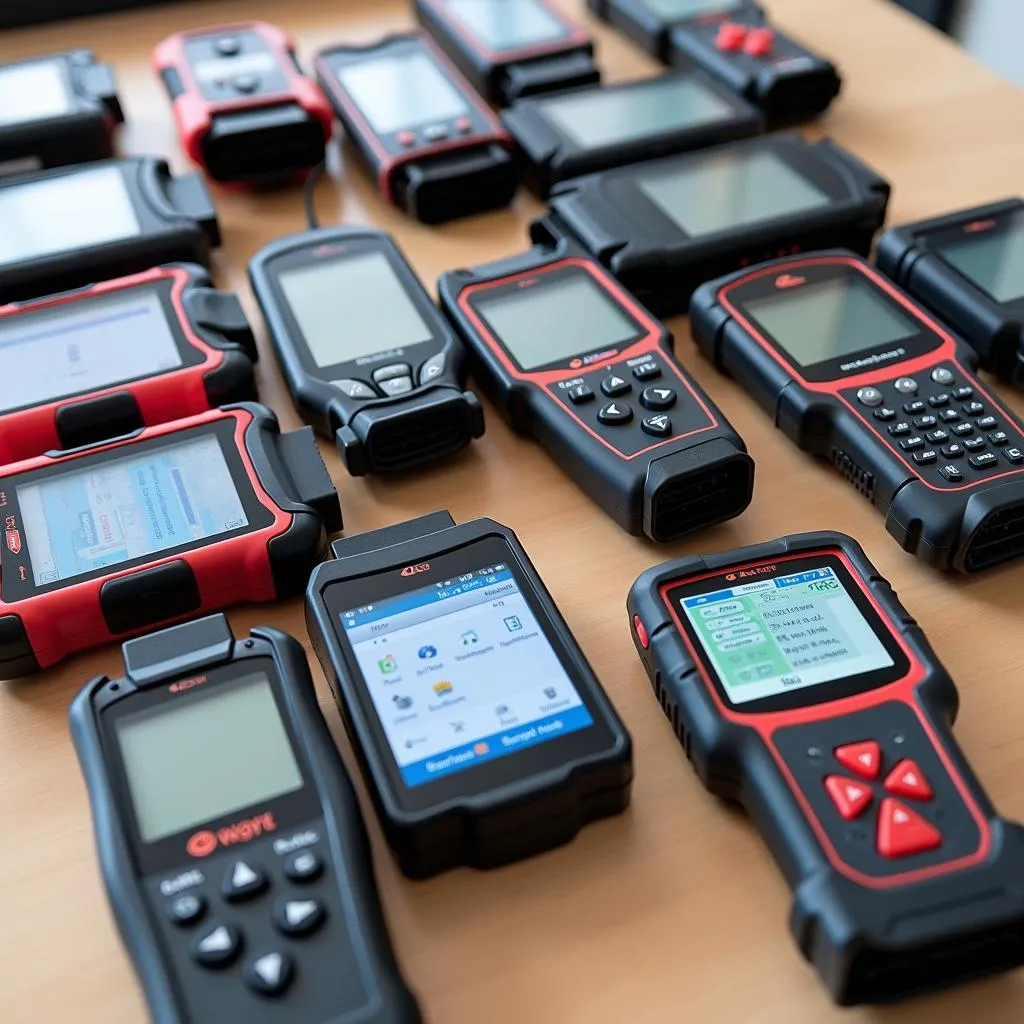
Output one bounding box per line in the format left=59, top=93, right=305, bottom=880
left=259, top=233, right=446, bottom=378
left=721, top=258, right=944, bottom=383
left=664, top=552, right=910, bottom=714
left=100, top=657, right=321, bottom=876
left=0, top=276, right=203, bottom=417
left=921, top=208, right=1024, bottom=310
left=463, top=261, right=649, bottom=373
left=533, top=71, right=754, bottom=154
left=438, top=0, right=575, bottom=57
left=319, top=534, right=617, bottom=809
left=573, top=138, right=861, bottom=252
left=0, top=417, right=275, bottom=603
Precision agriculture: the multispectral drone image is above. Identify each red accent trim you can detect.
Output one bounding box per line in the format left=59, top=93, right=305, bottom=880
left=0, top=268, right=230, bottom=464
left=420, top=0, right=592, bottom=64
left=717, top=255, right=1024, bottom=493
left=457, top=258, right=720, bottom=460
left=314, top=34, right=511, bottom=204
left=657, top=547, right=991, bottom=888
left=152, top=21, right=333, bottom=173
left=0, top=408, right=290, bottom=669
left=634, top=614, right=649, bottom=650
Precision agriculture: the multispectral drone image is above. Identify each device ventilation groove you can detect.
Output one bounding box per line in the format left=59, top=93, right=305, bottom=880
left=651, top=669, right=691, bottom=762
left=831, top=447, right=875, bottom=500
left=651, top=463, right=750, bottom=542
left=368, top=406, right=468, bottom=471
left=964, top=504, right=1024, bottom=572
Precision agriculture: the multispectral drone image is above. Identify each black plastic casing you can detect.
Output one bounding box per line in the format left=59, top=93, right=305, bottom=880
left=690, top=251, right=1024, bottom=572
left=541, top=133, right=890, bottom=317
left=0, top=157, right=220, bottom=304
left=69, top=615, right=421, bottom=1024
left=501, top=68, right=764, bottom=197
left=0, top=50, right=123, bottom=173
left=877, top=198, right=1024, bottom=387
left=586, top=0, right=762, bottom=64
left=414, top=0, right=600, bottom=105
left=627, top=532, right=1024, bottom=1004
left=437, top=232, right=754, bottom=541
left=248, top=227, right=485, bottom=476
left=305, top=512, right=633, bottom=879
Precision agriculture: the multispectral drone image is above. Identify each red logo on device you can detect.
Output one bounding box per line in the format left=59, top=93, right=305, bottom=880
left=774, top=274, right=807, bottom=289
left=401, top=563, right=430, bottom=576
left=186, top=831, right=218, bottom=858
left=186, top=812, right=278, bottom=858
left=5, top=529, right=20, bottom=555
left=964, top=219, right=996, bottom=233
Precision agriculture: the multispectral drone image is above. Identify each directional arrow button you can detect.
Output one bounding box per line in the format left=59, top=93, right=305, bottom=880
left=193, top=924, right=241, bottom=967
left=244, top=951, right=294, bottom=996
left=601, top=374, right=631, bottom=397
left=598, top=401, right=633, bottom=426
left=641, top=413, right=672, bottom=438
left=274, top=897, right=326, bottom=937
left=640, top=385, right=677, bottom=411
left=222, top=860, right=268, bottom=902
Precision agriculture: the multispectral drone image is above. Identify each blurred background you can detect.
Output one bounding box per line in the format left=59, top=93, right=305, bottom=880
left=4, top=0, right=1020, bottom=85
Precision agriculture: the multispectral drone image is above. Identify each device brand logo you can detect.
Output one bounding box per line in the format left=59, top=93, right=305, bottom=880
left=5, top=529, right=20, bottom=555
left=774, top=274, right=807, bottom=289
left=401, top=563, right=430, bottom=576
left=569, top=358, right=583, bottom=369
left=964, top=219, right=997, bottom=234
left=186, top=812, right=278, bottom=858
left=725, top=564, right=778, bottom=581
left=169, top=675, right=207, bottom=694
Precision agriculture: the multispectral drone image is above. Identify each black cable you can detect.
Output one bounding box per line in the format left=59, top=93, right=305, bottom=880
left=304, top=160, right=327, bottom=230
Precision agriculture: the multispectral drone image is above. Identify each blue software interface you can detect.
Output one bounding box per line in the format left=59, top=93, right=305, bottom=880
left=341, top=564, right=593, bottom=786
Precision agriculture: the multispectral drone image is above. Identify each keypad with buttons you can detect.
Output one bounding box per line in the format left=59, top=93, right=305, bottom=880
left=773, top=703, right=982, bottom=877
left=843, top=364, right=1024, bottom=488
left=145, top=825, right=374, bottom=1017
left=183, top=30, right=291, bottom=104
left=330, top=354, right=447, bottom=402
left=550, top=355, right=715, bottom=457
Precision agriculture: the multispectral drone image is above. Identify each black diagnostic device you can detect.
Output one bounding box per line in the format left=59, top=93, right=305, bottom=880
left=415, top=0, right=600, bottom=105
left=314, top=33, right=517, bottom=224
left=0, top=157, right=219, bottom=304
left=501, top=67, right=763, bottom=197
left=306, top=511, right=633, bottom=878
left=437, top=233, right=754, bottom=541
left=0, top=50, right=123, bottom=175
left=248, top=227, right=484, bottom=475
left=541, top=132, right=889, bottom=317
left=587, top=0, right=841, bottom=125
left=71, top=614, right=421, bottom=1024
left=877, top=198, right=1024, bottom=387
left=690, top=250, right=1024, bottom=572
left=628, top=531, right=1024, bottom=1004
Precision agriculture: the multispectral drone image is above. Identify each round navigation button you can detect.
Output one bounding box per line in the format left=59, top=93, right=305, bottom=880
left=597, top=401, right=633, bottom=426
left=640, top=385, right=677, bottom=411
left=930, top=366, right=955, bottom=386
left=284, top=850, right=323, bottom=883
left=856, top=386, right=884, bottom=407
left=215, top=36, right=242, bottom=57
left=894, top=377, right=918, bottom=395
left=168, top=893, right=205, bottom=926
left=232, top=74, right=260, bottom=94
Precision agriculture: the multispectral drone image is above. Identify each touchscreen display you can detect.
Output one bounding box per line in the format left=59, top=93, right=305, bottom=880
left=638, top=0, right=742, bottom=16
left=679, top=565, right=894, bottom=706
left=341, top=564, right=593, bottom=786
left=0, top=288, right=182, bottom=414
left=0, top=61, right=70, bottom=127
left=444, top=0, right=568, bottom=50
left=278, top=251, right=434, bottom=366
left=473, top=271, right=640, bottom=369
left=0, top=166, right=141, bottom=268
left=637, top=149, right=830, bottom=237
left=932, top=220, right=1024, bottom=303
left=17, top=434, right=249, bottom=586
left=337, top=52, right=468, bottom=135
left=117, top=671, right=304, bottom=843
left=538, top=76, right=735, bottom=149
left=743, top=275, right=919, bottom=368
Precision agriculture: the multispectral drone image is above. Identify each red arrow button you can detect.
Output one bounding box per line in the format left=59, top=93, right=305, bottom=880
left=824, top=775, right=873, bottom=820
left=876, top=798, right=942, bottom=858
left=834, top=740, right=881, bottom=780
left=884, top=759, right=934, bottom=801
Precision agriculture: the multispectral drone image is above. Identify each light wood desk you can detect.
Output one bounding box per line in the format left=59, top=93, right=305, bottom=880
left=3, top=1, right=1024, bottom=1020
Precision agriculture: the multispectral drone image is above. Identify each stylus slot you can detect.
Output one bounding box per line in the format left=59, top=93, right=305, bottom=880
left=963, top=503, right=1024, bottom=572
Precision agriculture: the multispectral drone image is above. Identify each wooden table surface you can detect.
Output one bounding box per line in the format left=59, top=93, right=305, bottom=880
left=3, top=0, right=1024, bottom=1020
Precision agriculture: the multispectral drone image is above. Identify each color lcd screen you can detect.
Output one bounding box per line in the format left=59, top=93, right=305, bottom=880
left=0, top=165, right=140, bottom=267
left=743, top=274, right=918, bottom=368
left=0, top=287, right=182, bottom=414
left=277, top=251, right=433, bottom=367
left=341, top=564, right=592, bottom=786
left=116, top=672, right=304, bottom=842
left=932, top=220, right=1024, bottom=303
left=472, top=271, right=639, bottom=369
left=0, top=61, right=70, bottom=127
left=17, top=434, right=248, bottom=586
left=337, top=52, right=467, bottom=135
left=679, top=566, right=894, bottom=705
left=538, top=76, right=735, bottom=149
left=637, top=149, right=830, bottom=237
left=444, top=0, right=568, bottom=50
